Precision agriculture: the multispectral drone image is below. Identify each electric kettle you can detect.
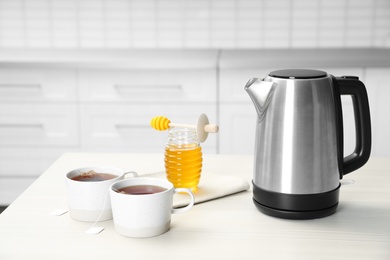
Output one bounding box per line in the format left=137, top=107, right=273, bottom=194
left=245, top=69, right=371, bottom=219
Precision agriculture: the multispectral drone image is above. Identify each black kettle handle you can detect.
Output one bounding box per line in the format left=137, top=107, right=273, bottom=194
left=335, top=76, right=372, bottom=175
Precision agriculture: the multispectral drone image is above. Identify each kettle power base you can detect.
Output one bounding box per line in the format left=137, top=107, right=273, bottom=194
left=253, top=199, right=338, bottom=220
left=252, top=182, right=340, bottom=220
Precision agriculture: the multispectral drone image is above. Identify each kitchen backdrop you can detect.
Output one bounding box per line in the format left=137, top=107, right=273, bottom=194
left=0, top=0, right=389, bottom=48
left=0, top=0, right=390, bottom=205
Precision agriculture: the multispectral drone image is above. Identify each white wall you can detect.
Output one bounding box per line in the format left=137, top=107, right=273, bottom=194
left=0, top=0, right=389, bottom=49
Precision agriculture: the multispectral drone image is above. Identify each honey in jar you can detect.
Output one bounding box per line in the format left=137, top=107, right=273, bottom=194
left=164, top=127, right=202, bottom=191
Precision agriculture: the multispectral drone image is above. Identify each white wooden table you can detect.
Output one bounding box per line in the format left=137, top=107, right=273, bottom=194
left=0, top=153, right=389, bottom=259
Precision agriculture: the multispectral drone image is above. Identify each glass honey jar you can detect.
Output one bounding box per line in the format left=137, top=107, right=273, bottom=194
left=164, top=127, right=203, bottom=191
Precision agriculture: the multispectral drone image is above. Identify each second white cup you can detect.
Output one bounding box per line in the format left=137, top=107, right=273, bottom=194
left=110, top=177, right=194, bottom=238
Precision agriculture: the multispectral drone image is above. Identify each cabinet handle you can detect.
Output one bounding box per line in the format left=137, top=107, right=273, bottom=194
left=0, top=84, right=42, bottom=90
left=115, top=124, right=149, bottom=130
left=0, top=123, right=44, bottom=129
left=113, top=84, right=182, bottom=92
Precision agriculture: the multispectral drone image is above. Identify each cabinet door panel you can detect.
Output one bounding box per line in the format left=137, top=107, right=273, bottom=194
left=78, top=69, right=216, bottom=103
left=0, top=104, right=78, bottom=146
left=220, top=68, right=270, bottom=102
left=0, top=68, right=77, bottom=102
left=365, top=68, right=390, bottom=156
left=0, top=147, right=78, bottom=177
left=0, top=177, right=36, bottom=205
left=219, top=104, right=256, bottom=154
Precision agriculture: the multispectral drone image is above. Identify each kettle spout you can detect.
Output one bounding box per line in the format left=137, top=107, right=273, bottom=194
left=245, top=78, right=277, bottom=122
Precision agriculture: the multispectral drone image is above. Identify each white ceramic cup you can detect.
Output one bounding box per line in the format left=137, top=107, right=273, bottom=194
left=110, top=177, right=194, bottom=238
left=65, top=166, right=138, bottom=222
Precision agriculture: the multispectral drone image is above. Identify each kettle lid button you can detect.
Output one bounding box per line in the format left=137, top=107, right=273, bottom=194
left=341, top=75, right=359, bottom=80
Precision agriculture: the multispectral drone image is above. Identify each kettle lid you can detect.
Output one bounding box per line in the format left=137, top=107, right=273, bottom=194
left=269, top=69, right=327, bottom=79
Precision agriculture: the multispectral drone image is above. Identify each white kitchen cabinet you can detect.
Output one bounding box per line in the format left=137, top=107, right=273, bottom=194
left=77, top=68, right=218, bottom=154
left=219, top=68, right=271, bottom=103
left=0, top=147, right=77, bottom=177
left=0, top=177, right=36, bottom=207
left=0, top=104, right=78, bottom=146
left=0, top=52, right=219, bottom=205
left=219, top=104, right=256, bottom=154
left=0, top=68, right=77, bottom=102
left=218, top=68, right=260, bottom=154
left=365, top=68, right=390, bottom=156
left=0, top=49, right=388, bottom=205
left=0, top=147, right=79, bottom=203
left=0, top=68, right=79, bottom=205
left=78, top=69, right=216, bottom=103
left=0, top=67, right=217, bottom=204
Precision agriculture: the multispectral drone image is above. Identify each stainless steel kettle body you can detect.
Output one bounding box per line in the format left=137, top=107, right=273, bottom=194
left=245, top=69, right=371, bottom=219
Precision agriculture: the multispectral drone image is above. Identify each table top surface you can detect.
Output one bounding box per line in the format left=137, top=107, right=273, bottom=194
left=0, top=153, right=389, bottom=260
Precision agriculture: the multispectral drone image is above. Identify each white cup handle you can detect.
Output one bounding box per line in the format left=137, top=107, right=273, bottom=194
left=171, top=188, right=195, bottom=214
left=123, top=171, right=138, bottom=178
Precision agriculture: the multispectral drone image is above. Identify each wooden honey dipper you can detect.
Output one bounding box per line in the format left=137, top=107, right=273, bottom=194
left=150, top=114, right=219, bottom=143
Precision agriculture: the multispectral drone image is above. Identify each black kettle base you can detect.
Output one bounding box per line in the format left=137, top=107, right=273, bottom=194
left=253, top=199, right=338, bottom=220
left=252, top=181, right=340, bottom=220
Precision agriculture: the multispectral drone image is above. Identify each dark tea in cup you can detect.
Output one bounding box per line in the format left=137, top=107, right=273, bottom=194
left=116, top=185, right=166, bottom=195
left=71, top=170, right=117, bottom=182
left=110, top=177, right=195, bottom=237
